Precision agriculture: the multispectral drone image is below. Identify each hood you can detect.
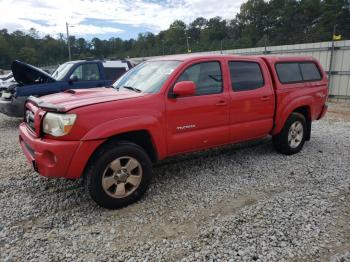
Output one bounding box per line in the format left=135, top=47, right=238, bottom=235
left=36, top=88, right=147, bottom=112
left=11, top=60, right=56, bottom=85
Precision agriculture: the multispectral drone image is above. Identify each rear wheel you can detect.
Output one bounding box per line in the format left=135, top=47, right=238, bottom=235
left=272, top=113, right=307, bottom=155
left=84, top=141, right=152, bottom=209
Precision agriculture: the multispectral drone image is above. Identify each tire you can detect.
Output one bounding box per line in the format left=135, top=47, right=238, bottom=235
left=84, top=141, right=153, bottom=209
left=272, top=112, right=307, bottom=155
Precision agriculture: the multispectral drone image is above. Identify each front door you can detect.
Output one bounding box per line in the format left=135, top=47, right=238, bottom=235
left=64, top=63, right=105, bottom=90
left=165, top=60, right=230, bottom=155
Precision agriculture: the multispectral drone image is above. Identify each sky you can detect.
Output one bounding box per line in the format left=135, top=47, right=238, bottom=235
left=0, top=0, right=245, bottom=40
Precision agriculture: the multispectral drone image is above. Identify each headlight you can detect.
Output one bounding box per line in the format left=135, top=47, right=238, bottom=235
left=43, top=113, right=77, bottom=137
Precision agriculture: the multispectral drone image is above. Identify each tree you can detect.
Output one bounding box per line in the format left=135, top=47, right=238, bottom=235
left=18, top=47, right=38, bottom=64
left=316, top=0, right=350, bottom=40
left=0, top=0, right=349, bottom=69
left=236, top=0, right=269, bottom=46
left=165, top=20, right=187, bottom=53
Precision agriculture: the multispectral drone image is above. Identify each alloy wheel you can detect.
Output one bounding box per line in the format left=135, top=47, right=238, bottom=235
left=101, top=156, right=143, bottom=198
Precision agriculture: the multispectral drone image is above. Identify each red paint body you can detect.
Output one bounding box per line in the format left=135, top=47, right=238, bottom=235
left=18, top=55, right=328, bottom=179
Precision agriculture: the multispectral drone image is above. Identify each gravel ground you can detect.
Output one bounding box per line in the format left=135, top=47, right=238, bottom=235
left=0, top=101, right=349, bottom=261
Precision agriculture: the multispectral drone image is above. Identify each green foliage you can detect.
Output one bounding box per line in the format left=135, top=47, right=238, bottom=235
left=0, top=0, right=349, bottom=69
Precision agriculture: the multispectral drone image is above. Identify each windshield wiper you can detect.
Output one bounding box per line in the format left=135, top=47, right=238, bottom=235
left=122, top=85, right=142, bottom=93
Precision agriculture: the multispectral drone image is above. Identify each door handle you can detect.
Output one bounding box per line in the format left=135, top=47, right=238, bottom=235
left=216, top=100, right=227, bottom=106
left=260, top=96, right=271, bottom=101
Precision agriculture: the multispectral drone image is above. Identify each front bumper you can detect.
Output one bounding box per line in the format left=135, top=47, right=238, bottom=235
left=0, top=96, right=27, bottom=117
left=19, top=123, right=105, bottom=179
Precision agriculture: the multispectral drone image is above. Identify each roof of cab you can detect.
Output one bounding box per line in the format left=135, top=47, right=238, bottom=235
left=149, top=53, right=318, bottom=63
left=148, top=53, right=239, bottom=62
left=259, top=55, right=318, bottom=63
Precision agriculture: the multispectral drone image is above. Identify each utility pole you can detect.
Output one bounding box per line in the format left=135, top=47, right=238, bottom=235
left=264, top=34, right=268, bottom=54
left=328, top=23, right=337, bottom=81
left=66, top=22, right=72, bottom=61
left=162, top=39, right=165, bottom=55
left=185, top=32, right=191, bottom=53
left=220, top=40, right=223, bottom=54
left=328, top=23, right=338, bottom=96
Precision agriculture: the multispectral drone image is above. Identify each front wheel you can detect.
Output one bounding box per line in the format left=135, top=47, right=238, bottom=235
left=272, top=113, right=307, bottom=155
left=84, top=141, right=153, bottom=209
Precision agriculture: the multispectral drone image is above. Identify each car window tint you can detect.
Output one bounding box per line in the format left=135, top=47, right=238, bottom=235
left=300, top=63, right=321, bottom=81
left=229, top=61, right=264, bottom=91
left=71, top=64, right=101, bottom=81
left=71, top=65, right=82, bottom=80
left=177, top=62, right=223, bottom=95
left=104, top=67, right=126, bottom=81
left=275, top=63, right=302, bottom=83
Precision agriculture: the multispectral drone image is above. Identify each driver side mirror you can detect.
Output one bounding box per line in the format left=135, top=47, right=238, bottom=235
left=69, top=75, right=78, bottom=83
left=172, top=81, right=196, bottom=97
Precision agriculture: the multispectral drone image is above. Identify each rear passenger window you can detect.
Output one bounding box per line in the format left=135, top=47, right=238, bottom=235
left=176, top=62, right=223, bottom=95
left=104, top=67, right=126, bottom=81
left=229, top=61, right=264, bottom=91
left=276, top=62, right=322, bottom=83
left=300, top=63, right=321, bottom=81
left=275, top=63, right=302, bottom=83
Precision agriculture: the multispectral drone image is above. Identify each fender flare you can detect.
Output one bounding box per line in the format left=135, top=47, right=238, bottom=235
left=273, top=96, right=314, bottom=135
left=81, top=115, right=166, bottom=159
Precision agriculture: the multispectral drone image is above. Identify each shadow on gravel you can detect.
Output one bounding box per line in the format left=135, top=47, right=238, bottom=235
left=2, top=135, right=283, bottom=232
left=12, top=137, right=276, bottom=221
left=155, top=137, right=273, bottom=168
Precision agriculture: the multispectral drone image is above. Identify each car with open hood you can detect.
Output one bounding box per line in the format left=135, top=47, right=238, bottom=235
left=0, top=59, right=132, bottom=117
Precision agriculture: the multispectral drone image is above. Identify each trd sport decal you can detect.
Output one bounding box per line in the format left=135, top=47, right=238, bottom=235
left=176, top=124, right=196, bottom=131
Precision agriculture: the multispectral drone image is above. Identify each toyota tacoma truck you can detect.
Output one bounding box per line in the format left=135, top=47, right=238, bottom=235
left=0, top=59, right=132, bottom=117
left=18, top=54, right=328, bottom=209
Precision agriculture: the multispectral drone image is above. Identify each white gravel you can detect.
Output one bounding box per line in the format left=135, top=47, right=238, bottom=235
left=0, top=105, right=349, bottom=261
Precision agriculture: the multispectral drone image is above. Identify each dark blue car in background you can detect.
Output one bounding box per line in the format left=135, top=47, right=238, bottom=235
left=0, top=59, right=133, bottom=117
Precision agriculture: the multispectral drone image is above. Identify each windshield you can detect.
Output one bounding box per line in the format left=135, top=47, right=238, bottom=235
left=113, top=61, right=181, bottom=93
left=51, top=62, right=74, bottom=80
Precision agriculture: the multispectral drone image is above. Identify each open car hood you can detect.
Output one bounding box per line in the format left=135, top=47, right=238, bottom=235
left=11, top=60, right=56, bottom=85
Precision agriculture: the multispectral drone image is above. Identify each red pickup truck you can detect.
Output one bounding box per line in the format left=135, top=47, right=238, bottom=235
left=19, top=54, right=328, bottom=209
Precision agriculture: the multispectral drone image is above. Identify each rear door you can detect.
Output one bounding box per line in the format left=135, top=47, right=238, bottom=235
left=165, top=59, right=230, bottom=155
left=227, top=58, right=275, bottom=142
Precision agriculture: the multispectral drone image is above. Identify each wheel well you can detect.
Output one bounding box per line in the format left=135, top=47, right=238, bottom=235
left=293, top=106, right=310, bottom=120
left=103, top=130, right=158, bottom=163
left=293, top=106, right=311, bottom=141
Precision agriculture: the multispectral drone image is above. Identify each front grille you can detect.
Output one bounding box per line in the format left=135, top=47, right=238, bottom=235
left=25, top=109, right=35, bottom=133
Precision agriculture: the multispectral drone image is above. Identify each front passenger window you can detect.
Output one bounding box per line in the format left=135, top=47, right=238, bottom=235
left=70, top=64, right=101, bottom=81
left=176, top=61, right=223, bottom=95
